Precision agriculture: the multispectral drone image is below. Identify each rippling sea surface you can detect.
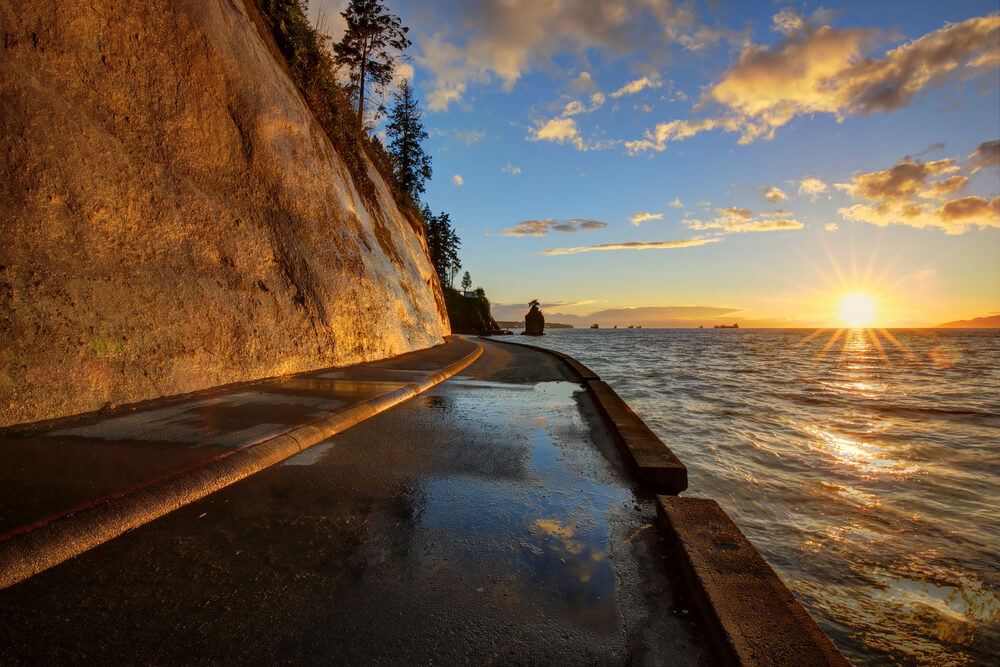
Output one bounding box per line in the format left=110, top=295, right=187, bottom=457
left=509, top=328, right=999, bottom=665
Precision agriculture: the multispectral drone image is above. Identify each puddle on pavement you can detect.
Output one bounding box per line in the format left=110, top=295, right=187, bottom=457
left=412, top=380, right=630, bottom=633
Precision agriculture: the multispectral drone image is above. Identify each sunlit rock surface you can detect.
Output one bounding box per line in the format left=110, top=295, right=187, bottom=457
left=0, top=0, right=449, bottom=427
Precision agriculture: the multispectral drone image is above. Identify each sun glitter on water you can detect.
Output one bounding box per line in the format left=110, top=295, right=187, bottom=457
left=839, top=292, right=877, bottom=328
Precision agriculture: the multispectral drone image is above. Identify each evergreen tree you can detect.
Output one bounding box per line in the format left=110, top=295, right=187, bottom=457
left=385, top=79, right=432, bottom=201
left=461, top=271, right=472, bottom=291
left=424, top=209, right=461, bottom=288
left=334, top=0, right=410, bottom=129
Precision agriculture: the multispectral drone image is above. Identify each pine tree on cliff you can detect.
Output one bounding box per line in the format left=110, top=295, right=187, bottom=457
left=385, top=79, right=432, bottom=201
left=334, top=0, right=410, bottom=129
left=423, top=207, right=461, bottom=288
left=461, top=271, right=472, bottom=291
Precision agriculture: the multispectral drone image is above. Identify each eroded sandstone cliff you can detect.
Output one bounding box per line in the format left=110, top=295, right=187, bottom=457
left=0, top=0, right=449, bottom=427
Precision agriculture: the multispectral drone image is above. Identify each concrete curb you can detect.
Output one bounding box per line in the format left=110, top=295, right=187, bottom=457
left=656, top=496, right=849, bottom=666
left=480, top=336, right=687, bottom=494
left=0, top=342, right=483, bottom=591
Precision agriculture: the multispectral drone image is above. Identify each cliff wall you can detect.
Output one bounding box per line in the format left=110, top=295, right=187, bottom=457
left=0, top=0, right=450, bottom=427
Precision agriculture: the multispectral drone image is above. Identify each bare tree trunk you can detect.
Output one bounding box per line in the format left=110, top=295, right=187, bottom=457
left=357, top=35, right=369, bottom=130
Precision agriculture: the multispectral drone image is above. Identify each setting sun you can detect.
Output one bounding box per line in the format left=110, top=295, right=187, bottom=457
left=839, top=293, right=877, bottom=327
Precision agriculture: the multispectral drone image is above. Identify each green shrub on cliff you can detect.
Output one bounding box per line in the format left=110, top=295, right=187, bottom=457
left=256, top=0, right=400, bottom=207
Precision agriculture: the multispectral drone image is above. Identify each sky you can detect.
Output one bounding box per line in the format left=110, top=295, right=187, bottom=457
left=313, top=1, right=999, bottom=328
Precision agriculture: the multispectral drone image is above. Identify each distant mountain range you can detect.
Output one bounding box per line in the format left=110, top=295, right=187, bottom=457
left=935, top=314, right=1000, bottom=328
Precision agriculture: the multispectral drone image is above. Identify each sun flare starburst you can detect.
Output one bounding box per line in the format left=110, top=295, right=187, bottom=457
left=839, top=293, right=877, bottom=328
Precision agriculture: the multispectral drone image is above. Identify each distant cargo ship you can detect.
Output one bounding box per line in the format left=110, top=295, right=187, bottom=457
left=714, top=323, right=739, bottom=329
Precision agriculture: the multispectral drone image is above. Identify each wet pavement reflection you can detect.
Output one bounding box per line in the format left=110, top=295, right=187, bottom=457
left=413, top=379, right=625, bottom=633
left=0, top=338, right=712, bottom=665
left=0, top=342, right=469, bottom=535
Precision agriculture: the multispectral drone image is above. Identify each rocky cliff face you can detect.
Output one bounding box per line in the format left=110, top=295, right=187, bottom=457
left=0, top=0, right=449, bottom=427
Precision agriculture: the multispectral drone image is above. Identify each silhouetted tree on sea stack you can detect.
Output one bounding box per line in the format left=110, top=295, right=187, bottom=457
left=334, top=0, right=410, bottom=129
left=386, top=79, right=432, bottom=202
left=461, top=271, right=472, bottom=291
left=524, top=300, right=544, bottom=336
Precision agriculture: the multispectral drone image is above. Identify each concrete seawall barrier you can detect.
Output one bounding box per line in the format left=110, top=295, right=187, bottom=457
left=657, top=496, right=849, bottom=666
left=481, top=336, right=688, bottom=494
left=482, top=336, right=848, bottom=665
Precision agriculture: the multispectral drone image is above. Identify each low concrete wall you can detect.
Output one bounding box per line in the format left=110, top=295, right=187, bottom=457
left=482, top=336, right=847, bottom=665
left=482, top=336, right=688, bottom=494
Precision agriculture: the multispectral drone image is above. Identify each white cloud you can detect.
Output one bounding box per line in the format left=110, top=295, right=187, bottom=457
left=529, top=117, right=583, bottom=150
left=502, top=163, right=522, bottom=175
left=611, top=75, right=662, bottom=98
left=798, top=177, right=828, bottom=199
left=669, top=198, right=684, bottom=208
left=825, top=223, right=839, bottom=231
left=453, top=129, right=486, bottom=146
left=764, top=186, right=788, bottom=203
left=561, top=93, right=606, bottom=116
left=628, top=211, right=663, bottom=226
left=570, top=71, right=597, bottom=94
left=453, top=174, right=464, bottom=186
left=771, top=8, right=805, bottom=34
left=393, top=62, right=415, bottom=85
left=541, top=238, right=719, bottom=255
left=413, top=0, right=734, bottom=111
left=625, top=117, right=744, bottom=153
left=527, top=116, right=618, bottom=151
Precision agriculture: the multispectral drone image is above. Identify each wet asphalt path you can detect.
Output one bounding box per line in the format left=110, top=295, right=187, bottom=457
left=0, top=339, right=477, bottom=535
left=0, top=338, right=713, bottom=665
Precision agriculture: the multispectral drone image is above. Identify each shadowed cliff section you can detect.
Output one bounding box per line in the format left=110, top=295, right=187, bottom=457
left=0, top=0, right=449, bottom=427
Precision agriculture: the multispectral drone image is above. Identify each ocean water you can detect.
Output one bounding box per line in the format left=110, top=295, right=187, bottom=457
left=507, top=327, right=999, bottom=665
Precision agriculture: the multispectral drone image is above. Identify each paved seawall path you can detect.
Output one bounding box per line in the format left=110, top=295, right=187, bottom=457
left=0, top=337, right=713, bottom=664
left=1, top=335, right=847, bottom=665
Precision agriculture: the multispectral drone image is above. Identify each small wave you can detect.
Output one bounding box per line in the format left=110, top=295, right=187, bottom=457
left=873, top=405, right=999, bottom=419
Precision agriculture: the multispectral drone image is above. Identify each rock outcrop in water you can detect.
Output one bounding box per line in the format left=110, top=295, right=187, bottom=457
left=523, top=304, right=545, bottom=336
left=0, top=0, right=449, bottom=427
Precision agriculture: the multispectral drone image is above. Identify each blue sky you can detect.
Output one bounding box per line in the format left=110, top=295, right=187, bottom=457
left=316, top=1, right=999, bottom=327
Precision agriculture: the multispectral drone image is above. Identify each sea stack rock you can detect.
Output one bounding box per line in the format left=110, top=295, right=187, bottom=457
left=523, top=304, right=545, bottom=336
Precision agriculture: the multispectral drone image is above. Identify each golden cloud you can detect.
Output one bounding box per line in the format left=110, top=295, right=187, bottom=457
left=834, top=148, right=1000, bottom=232
left=837, top=158, right=960, bottom=201
left=940, top=196, right=1000, bottom=222
left=686, top=208, right=804, bottom=233
left=764, top=186, right=787, bottom=203
left=540, top=238, right=719, bottom=255
left=798, top=177, right=828, bottom=199
left=628, top=211, right=663, bottom=226
left=968, top=139, right=1000, bottom=173
left=628, top=13, right=1000, bottom=149
left=504, top=218, right=608, bottom=237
